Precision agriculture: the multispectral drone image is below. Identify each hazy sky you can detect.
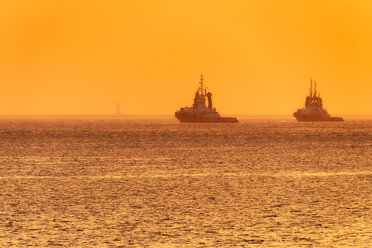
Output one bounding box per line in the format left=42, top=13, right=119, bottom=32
left=0, top=0, right=371, bottom=115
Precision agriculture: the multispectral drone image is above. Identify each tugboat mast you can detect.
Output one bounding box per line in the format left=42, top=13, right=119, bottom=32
left=309, top=77, right=313, bottom=96
left=199, top=74, right=205, bottom=95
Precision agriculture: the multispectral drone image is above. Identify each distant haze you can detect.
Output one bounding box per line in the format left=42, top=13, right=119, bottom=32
left=0, top=0, right=371, bottom=115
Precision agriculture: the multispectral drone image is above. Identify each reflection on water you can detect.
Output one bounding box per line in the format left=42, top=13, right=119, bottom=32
left=0, top=119, right=371, bottom=247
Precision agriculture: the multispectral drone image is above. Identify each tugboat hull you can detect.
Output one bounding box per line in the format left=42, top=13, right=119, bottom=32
left=175, top=112, right=238, bottom=123
left=325, top=117, right=344, bottom=122
left=293, top=112, right=344, bottom=122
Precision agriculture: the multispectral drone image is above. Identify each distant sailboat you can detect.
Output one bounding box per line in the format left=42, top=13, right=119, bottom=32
left=116, top=102, right=121, bottom=115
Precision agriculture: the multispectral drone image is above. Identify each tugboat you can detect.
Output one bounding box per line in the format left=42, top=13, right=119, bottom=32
left=175, top=74, right=238, bottom=123
left=293, top=78, right=343, bottom=122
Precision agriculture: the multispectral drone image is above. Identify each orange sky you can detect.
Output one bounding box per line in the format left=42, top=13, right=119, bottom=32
left=0, top=0, right=371, bottom=115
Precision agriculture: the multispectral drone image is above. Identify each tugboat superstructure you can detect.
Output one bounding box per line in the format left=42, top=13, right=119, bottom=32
left=293, top=79, right=343, bottom=122
left=175, top=74, right=238, bottom=123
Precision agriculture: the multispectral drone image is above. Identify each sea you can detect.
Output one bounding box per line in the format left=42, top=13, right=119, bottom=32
left=0, top=117, right=371, bottom=247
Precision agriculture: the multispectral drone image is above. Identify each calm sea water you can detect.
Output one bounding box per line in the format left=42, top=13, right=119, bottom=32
left=0, top=118, right=371, bottom=247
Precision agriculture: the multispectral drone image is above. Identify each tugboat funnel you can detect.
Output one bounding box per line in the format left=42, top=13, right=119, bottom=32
left=207, top=92, right=212, bottom=110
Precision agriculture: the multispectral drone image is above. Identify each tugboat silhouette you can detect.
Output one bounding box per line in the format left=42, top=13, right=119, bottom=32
left=175, top=74, right=238, bottom=123
left=293, top=78, right=343, bottom=122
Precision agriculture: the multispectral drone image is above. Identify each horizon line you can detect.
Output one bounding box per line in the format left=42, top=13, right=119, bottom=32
left=0, top=114, right=371, bottom=119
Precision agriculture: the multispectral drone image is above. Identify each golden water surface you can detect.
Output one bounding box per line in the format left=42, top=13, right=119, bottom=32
left=0, top=119, right=371, bottom=247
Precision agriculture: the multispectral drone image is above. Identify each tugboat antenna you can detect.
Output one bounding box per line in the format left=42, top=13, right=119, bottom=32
left=310, top=77, right=313, bottom=97
left=314, top=80, right=317, bottom=97
left=200, top=74, right=204, bottom=95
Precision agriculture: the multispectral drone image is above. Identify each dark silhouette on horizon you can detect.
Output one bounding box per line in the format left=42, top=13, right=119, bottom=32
left=175, top=74, right=238, bottom=123
left=293, top=78, right=343, bottom=122
left=116, top=102, right=121, bottom=115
